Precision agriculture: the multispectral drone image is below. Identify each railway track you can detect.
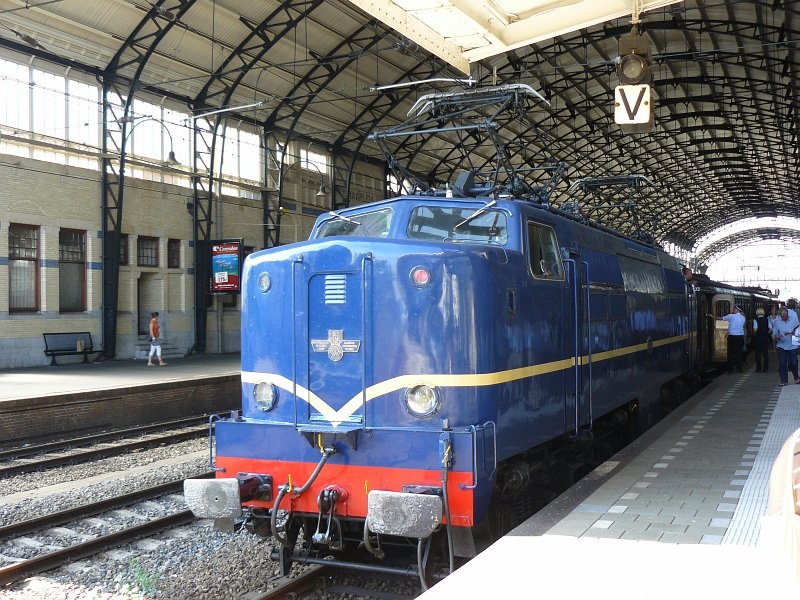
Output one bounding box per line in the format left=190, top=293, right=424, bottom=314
left=244, top=564, right=333, bottom=599
left=0, top=415, right=225, bottom=477
left=242, top=564, right=419, bottom=600
left=0, top=474, right=212, bottom=586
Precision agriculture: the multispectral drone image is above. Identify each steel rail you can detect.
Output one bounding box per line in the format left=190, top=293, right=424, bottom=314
left=0, top=428, right=207, bottom=478
left=250, top=565, right=332, bottom=600
left=0, top=413, right=232, bottom=460
left=0, top=473, right=213, bottom=540
left=0, top=510, right=196, bottom=586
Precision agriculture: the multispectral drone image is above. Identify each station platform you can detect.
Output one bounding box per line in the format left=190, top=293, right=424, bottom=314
left=0, top=354, right=241, bottom=443
left=422, top=368, right=800, bottom=598
left=0, top=354, right=241, bottom=402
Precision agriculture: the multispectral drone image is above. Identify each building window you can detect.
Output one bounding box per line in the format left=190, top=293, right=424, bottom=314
left=9, top=224, right=39, bottom=312
left=137, top=236, right=159, bottom=267
left=120, top=234, right=129, bottom=266
left=167, top=239, right=180, bottom=268
left=59, top=229, right=86, bottom=312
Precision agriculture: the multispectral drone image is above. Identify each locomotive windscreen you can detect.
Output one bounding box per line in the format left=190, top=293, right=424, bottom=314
left=407, top=205, right=508, bottom=243
left=316, top=208, right=393, bottom=238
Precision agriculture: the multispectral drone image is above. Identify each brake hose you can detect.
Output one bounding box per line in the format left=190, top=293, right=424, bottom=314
left=271, top=446, right=336, bottom=546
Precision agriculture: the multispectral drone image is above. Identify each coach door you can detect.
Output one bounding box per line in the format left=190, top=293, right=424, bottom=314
left=710, top=293, right=734, bottom=363
left=565, top=251, right=593, bottom=435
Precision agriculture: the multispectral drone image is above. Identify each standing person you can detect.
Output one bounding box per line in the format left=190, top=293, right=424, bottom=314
left=710, top=305, right=746, bottom=373
left=771, top=306, right=799, bottom=386
left=752, top=307, right=772, bottom=373
left=769, top=306, right=779, bottom=327
left=147, top=312, right=168, bottom=367
left=769, top=306, right=779, bottom=358
left=787, top=298, right=800, bottom=322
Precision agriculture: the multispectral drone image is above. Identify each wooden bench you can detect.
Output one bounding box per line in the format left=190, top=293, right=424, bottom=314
left=43, top=332, right=96, bottom=366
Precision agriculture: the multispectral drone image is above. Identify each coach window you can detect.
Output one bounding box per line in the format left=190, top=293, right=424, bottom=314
left=528, top=222, right=563, bottom=280
left=9, top=224, right=39, bottom=312
left=715, top=300, right=731, bottom=316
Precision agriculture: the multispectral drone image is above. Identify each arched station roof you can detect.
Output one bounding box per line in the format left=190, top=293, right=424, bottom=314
left=695, top=227, right=800, bottom=267
left=0, top=0, right=797, bottom=256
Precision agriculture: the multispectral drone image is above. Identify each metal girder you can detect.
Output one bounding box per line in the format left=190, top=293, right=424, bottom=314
left=2, top=0, right=799, bottom=289
left=263, top=21, right=385, bottom=213
left=330, top=58, right=449, bottom=208
left=188, top=0, right=324, bottom=354
left=101, top=0, right=197, bottom=359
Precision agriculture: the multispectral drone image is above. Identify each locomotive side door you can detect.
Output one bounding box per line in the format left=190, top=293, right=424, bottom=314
left=565, top=250, right=592, bottom=434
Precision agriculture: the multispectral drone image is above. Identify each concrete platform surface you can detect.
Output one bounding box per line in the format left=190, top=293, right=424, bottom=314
left=421, top=366, right=800, bottom=598
left=424, top=534, right=800, bottom=598
left=0, top=354, right=241, bottom=402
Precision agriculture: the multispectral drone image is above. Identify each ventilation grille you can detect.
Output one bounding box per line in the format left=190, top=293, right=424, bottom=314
left=324, top=274, right=346, bottom=304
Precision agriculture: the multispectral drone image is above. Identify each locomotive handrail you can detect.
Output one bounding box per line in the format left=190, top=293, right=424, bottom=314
left=565, top=257, right=581, bottom=436
left=584, top=260, right=593, bottom=431
left=459, top=420, right=497, bottom=490
left=207, top=413, right=226, bottom=472
left=686, top=280, right=695, bottom=372
left=361, top=253, right=373, bottom=430
left=292, top=255, right=303, bottom=429
left=565, top=257, right=593, bottom=435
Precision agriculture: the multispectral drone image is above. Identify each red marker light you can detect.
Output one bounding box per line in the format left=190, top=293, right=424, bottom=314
left=411, top=267, right=431, bottom=287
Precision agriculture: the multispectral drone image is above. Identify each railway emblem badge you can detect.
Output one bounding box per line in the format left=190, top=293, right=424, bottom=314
left=311, top=329, right=360, bottom=362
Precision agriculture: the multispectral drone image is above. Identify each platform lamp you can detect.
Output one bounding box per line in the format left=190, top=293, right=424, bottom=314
left=277, top=159, right=328, bottom=244
left=121, top=116, right=181, bottom=166
left=281, top=159, right=329, bottom=200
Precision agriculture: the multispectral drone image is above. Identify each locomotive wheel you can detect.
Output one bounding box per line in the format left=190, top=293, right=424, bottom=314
left=487, top=491, right=520, bottom=540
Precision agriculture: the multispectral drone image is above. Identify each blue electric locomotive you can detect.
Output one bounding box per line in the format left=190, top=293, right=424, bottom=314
left=184, top=191, right=694, bottom=580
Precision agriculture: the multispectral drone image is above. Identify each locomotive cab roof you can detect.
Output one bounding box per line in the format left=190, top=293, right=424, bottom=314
left=306, top=193, right=667, bottom=260
left=311, top=195, right=518, bottom=247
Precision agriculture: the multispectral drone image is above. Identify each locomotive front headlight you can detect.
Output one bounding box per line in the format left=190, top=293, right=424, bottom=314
left=257, top=272, right=271, bottom=293
left=404, top=384, right=440, bottom=418
left=253, top=382, right=278, bottom=411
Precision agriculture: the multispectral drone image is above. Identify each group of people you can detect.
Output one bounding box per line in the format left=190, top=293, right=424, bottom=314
left=714, top=300, right=800, bottom=386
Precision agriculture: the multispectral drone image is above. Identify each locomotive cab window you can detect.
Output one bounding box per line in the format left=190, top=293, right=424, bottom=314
left=407, top=205, right=508, bottom=243
left=528, top=222, right=563, bottom=280
left=316, top=208, right=393, bottom=239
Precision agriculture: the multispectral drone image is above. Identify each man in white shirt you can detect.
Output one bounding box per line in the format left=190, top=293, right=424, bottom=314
left=712, top=305, right=746, bottom=373
left=772, top=306, right=800, bottom=385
